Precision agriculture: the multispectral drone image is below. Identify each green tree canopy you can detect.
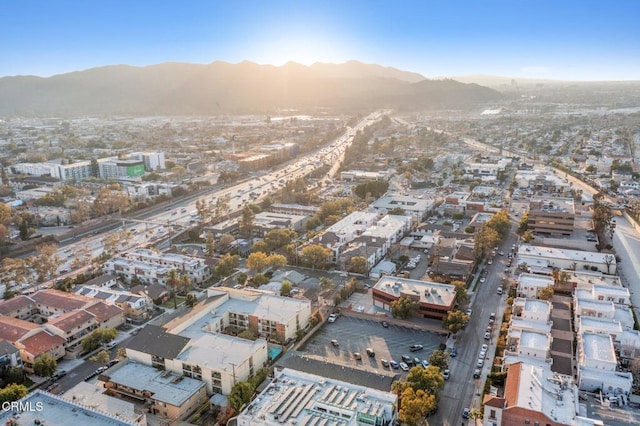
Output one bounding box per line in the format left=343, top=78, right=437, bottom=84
left=390, top=296, right=420, bottom=320
left=406, top=365, right=445, bottom=394
left=33, top=353, right=57, bottom=377
left=442, top=310, right=469, bottom=334
left=300, top=244, right=332, bottom=269
left=0, top=383, right=28, bottom=404
left=428, top=349, right=449, bottom=370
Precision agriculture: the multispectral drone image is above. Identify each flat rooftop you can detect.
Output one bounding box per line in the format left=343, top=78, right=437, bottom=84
left=565, top=270, right=622, bottom=288
left=374, top=276, right=456, bottom=307
left=237, top=368, right=397, bottom=426
left=510, top=318, right=552, bottom=335
left=518, top=244, right=616, bottom=266
left=62, top=382, right=141, bottom=424
left=520, top=298, right=552, bottom=314
left=519, top=331, right=551, bottom=349
left=581, top=333, right=615, bottom=362
left=176, top=334, right=267, bottom=374
left=0, top=390, right=137, bottom=425
left=510, top=363, right=577, bottom=425
left=579, top=317, right=623, bottom=334
left=106, top=362, right=205, bottom=407
left=517, top=273, right=554, bottom=287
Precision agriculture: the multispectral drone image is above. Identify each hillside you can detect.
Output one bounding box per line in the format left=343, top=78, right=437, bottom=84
left=0, top=60, right=502, bottom=116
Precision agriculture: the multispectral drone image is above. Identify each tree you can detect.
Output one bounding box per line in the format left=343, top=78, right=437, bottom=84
left=166, top=269, right=181, bottom=309
left=0, top=383, right=28, bottom=404
left=264, top=229, right=296, bottom=252
left=442, top=310, right=469, bottom=334
left=388, top=207, right=405, bottom=215
left=82, top=328, right=117, bottom=353
left=390, top=296, right=420, bottom=320
left=538, top=285, right=554, bottom=300
left=354, top=180, right=389, bottom=199
left=268, top=253, right=287, bottom=269
left=30, top=242, right=62, bottom=285
left=205, top=231, right=216, bottom=256
left=319, top=277, right=335, bottom=291
left=3, top=367, right=25, bottom=385
left=551, top=269, right=572, bottom=293
left=517, top=211, right=529, bottom=235
left=406, top=365, right=445, bottom=393
left=228, top=381, right=255, bottom=412
left=521, top=230, right=534, bottom=243
left=300, top=244, right=332, bottom=269
left=486, top=210, right=511, bottom=240
left=398, top=387, right=435, bottom=426
left=451, top=280, right=469, bottom=307
left=238, top=206, right=255, bottom=240
left=428, top=350, right=449, bottom=370
left=215, top=254, right=239, bottom=277
left=251, top=273, right=269, bottom=287
left=217, top=233, right=235, bottom=252
left=473, top=224, right=499, bottom=259
left=280, top=280, right=292, bottom=296
left=90, top=349, right=110, bottom=365
left=251, top=240, right=269, bottom=254
left=604, top=254, right=615, bottom=275
left=92, top=187, right=129, bottom=216
left=348, top=256, right=368, bottom=274
left=247, top=252, right=269, bottom=273
left=117, top=347, right=127, bottom=359
left=185, top=294, right=197, bottom=308
left=33, top=353, right=57, bottom=378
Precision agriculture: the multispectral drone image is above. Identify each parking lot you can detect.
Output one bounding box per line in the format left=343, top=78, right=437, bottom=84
left=299, top=316, right=445, bottom=376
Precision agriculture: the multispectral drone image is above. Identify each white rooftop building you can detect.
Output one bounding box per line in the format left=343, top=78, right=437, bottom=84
left=511, top=298, right=552, bottom=323
left=516, top=244, right=616, bottom=275
left=577, top=332, right=633, bottom=395
left=369, top=193, right=434, bottom=220
left=236, top=368, right=398, bottom=426
left=516, top=273, right=554, bottom=299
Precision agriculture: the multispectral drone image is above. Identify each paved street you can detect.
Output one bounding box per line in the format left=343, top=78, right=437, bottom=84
left=431, top=223, right=518, bottom=425
left=613, top=215, right=640, bottom=311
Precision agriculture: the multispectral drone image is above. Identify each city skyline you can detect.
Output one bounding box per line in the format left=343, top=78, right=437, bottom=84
left=2, top=0, right=640, bottom=81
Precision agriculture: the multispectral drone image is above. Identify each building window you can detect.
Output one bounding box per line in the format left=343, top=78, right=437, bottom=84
left=489, top=409, right=496, bottom=419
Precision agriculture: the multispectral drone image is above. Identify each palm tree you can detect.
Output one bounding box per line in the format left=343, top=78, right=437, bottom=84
left=166, top=269, right=180, bottom=309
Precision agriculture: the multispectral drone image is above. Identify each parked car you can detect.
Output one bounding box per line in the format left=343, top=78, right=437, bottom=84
left=462, top=408, right=471, bottom=419
left=479, top=350, right=486, bottom=359
left=484, top=331, right=491, bottom=340
left=331, top=339, right=339, bottom=347
left=476, top=359, right=484, bottom=368
left=409, top=344, right=424, bottom=352
left=481, top=344, right=488, bottom=352
left=328, top=314, right=337, bottom=323
left=390, top=360, right=399, bottom=369
left=489, top=313, right=496, bottom=323
left=497, top=287, right=503, bottom=295
left=465, top=308, right=472, bottom=316
left=381, top=359, right=390, bottom=368
left=105, top=341, right=117, bottom=349
left=421, top=360, right=430, bottom=369
left=53, top=370, right=67, bottom=380
left=366, top=348, right=375, bottom=357
left=450, top=347, right=457, bottom=357
left=413, top=357, right=421, bottom=366
left=473, top=369, right=481, bottom=379
left=442, top=369, right=450, bottom=380
left=381, top=320, right=389, bottom=328
left=399, top=362, right=410, bottom=372
left=353, top=352, right=362, bottom=360
left=401, top=354, right=413, bottom=364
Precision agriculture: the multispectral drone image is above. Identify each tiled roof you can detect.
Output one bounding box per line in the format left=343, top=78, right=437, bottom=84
left=48, top=310, right=95, bottom=332
left=504, top=362, right=523, bottom=408
left=19, top=330, right=65, bottom=358
left=0, top=295, right=35, bottom=316
left=0, top=316, right=40, bottom=342
left=84, top=302, right=124, bottom=322
left=31, top=289, right=91, bottom=312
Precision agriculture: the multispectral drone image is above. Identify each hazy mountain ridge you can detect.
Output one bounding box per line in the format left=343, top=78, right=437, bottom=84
left=0, top=60, right=502, bottom=116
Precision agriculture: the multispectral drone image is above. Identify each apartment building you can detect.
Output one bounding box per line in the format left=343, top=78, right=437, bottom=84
left=103, top=362, right=207, bottom=421
left=576, top=332, right=633, bottom=395
left=483, top=362, right=584, bottom=426
left=370, top=193, right=434, bottom=220
left=75, top=285, right=151, bottom=318
left=516, top=273, right=555, bottom=299
left=372, top=276, right=456, bottom=320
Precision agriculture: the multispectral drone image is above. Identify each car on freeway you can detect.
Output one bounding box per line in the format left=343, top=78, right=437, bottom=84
left=409, top=344, right=423, bottom=352
left=390, top=360, right=399, bottom=369
left=399, top=362, right=409, bottom=372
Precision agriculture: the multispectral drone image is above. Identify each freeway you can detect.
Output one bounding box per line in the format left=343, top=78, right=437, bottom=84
left=35, top=111, right=386, bottom=288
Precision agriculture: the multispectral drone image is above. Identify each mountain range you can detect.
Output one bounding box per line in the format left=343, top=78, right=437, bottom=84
left=0, top=60, right=502, bottom=116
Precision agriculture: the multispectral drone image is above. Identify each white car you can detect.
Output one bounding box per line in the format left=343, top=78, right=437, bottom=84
left=479, top=350, right=486, bottom=359
left=476, top=359, right=484, bottom=368
left=399, top=362, right=410, bottom=372
left=484, top=331, right=491, bottom=340
left=328, top=314, right=337, bottom=323
left=481, top=344, right=488, bottom=352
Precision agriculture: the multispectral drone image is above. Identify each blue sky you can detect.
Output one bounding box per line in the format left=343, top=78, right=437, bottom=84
left=2, top=0, right=639, bottom=80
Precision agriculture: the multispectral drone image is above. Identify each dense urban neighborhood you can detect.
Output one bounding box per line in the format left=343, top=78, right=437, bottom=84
left=1, top=79, right=640, bottom=426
